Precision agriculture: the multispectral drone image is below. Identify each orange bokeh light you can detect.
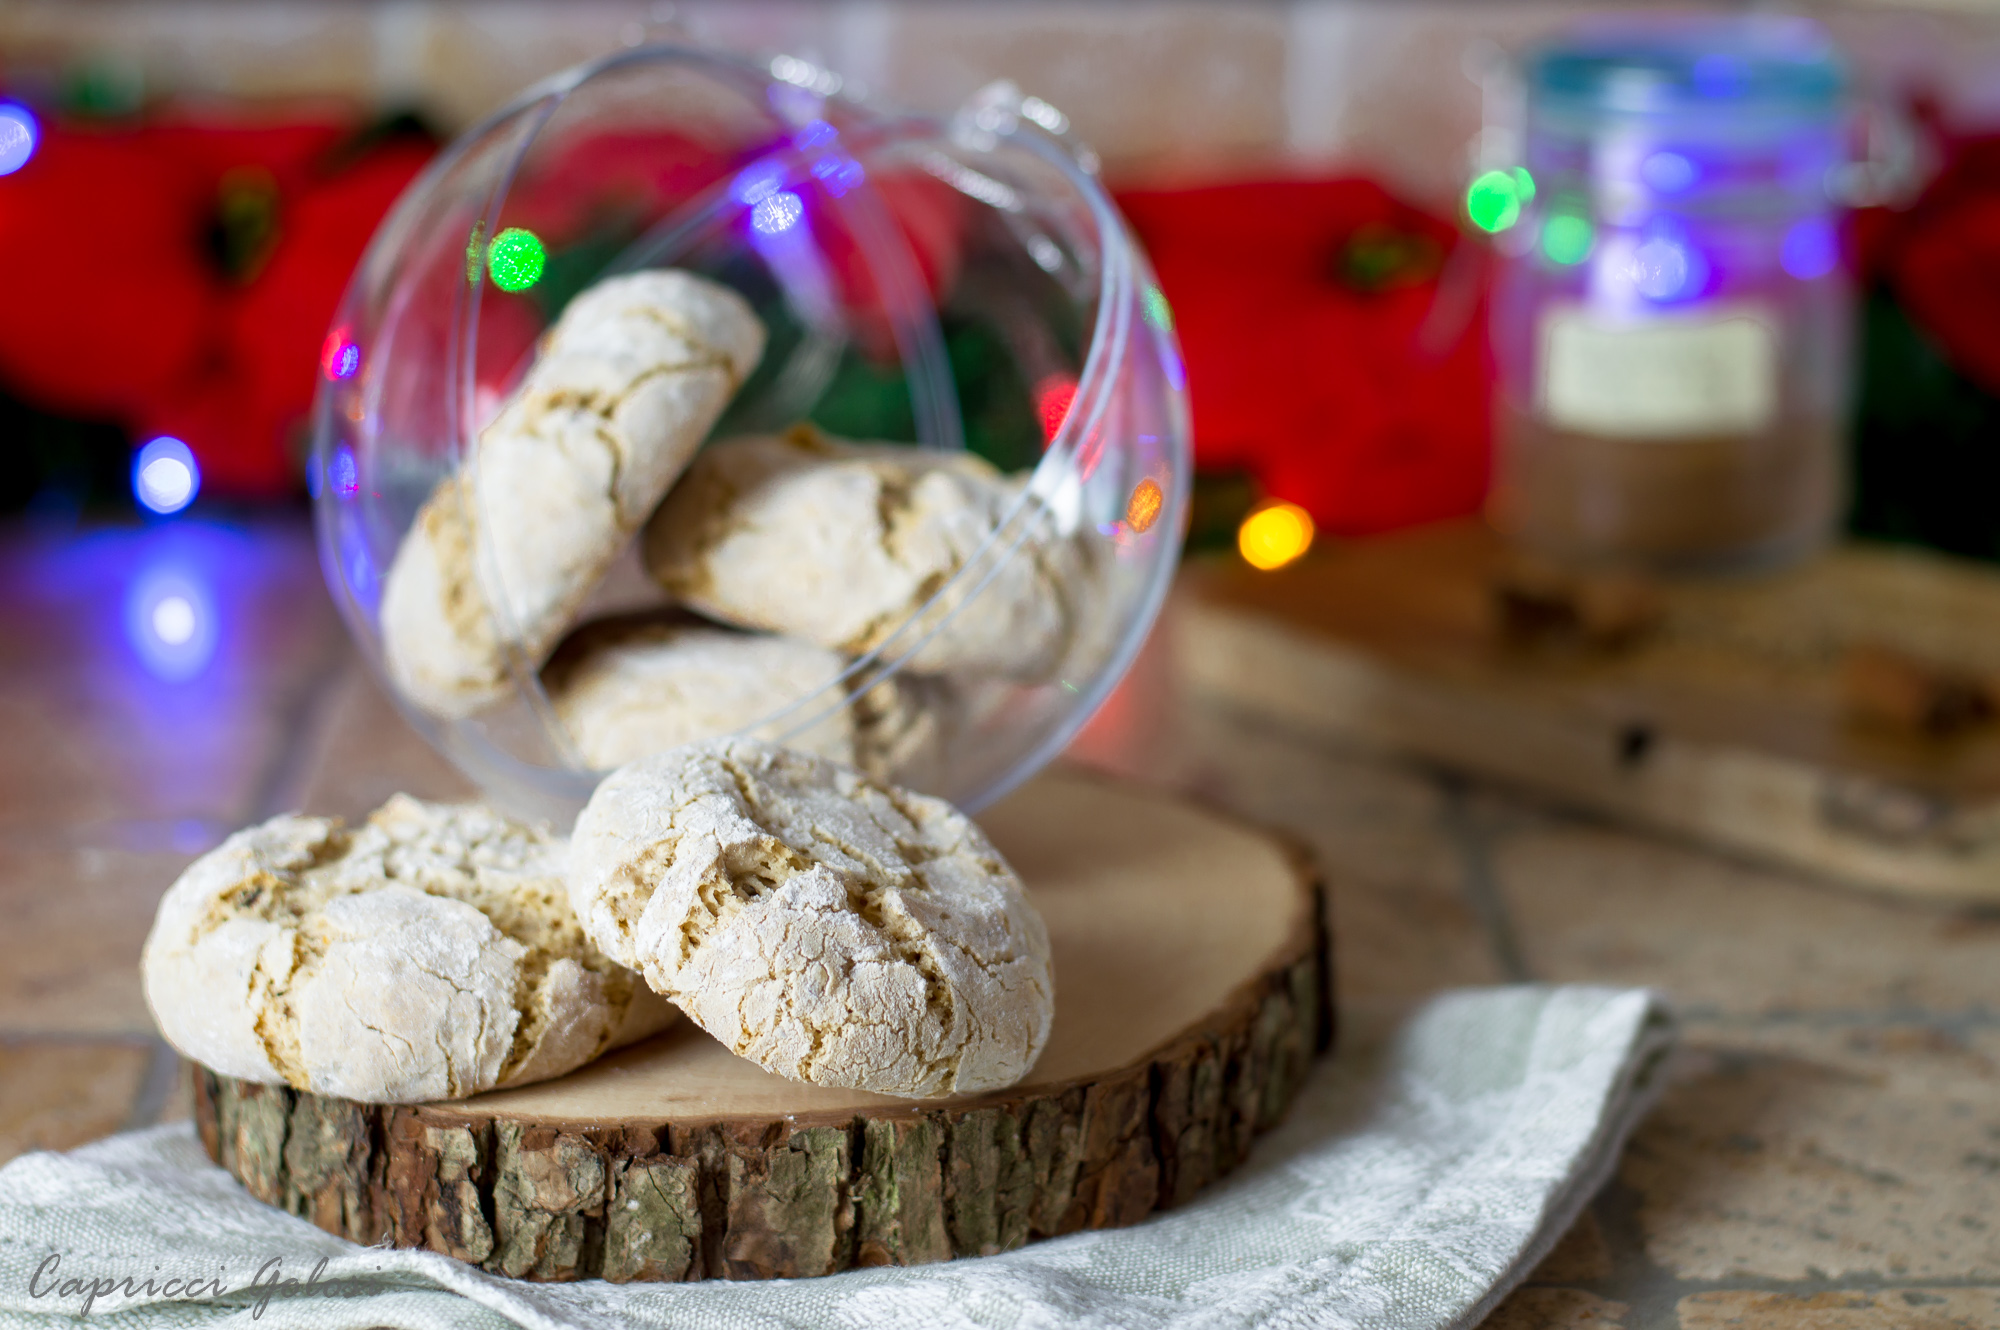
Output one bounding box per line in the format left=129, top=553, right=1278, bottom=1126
left=1126, top=477, right=1164, bottom=532
left=1238, top=501, right=1314, bottom=570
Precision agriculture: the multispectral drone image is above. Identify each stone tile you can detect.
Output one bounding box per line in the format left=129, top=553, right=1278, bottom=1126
left=1623, top=1022, right=2000, bottom=1281
left=0, top=1039, right=150, bottom=1166
left=290, top=662, right=478, bottom=823
left=1491, top=824, right=2000, bottom=1017
left=863, top=3, right=1291, bottom=178
left=1529, top=1210, right=1615, bottom=1285
left=0, top=520, right=344, bottom=835
left=1481, top=1288, right=1631, bottom=1330
left=1676, top=1289, right=2000, bottom=1329
left=0, top=840, right=196, bottom=1036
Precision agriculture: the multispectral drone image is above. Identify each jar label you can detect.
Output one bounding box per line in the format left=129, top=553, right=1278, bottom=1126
left=1538, top=304, right=1779, bottom=440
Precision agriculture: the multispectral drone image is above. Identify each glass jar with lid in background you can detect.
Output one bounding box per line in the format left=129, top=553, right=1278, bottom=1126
left=1486, top=16, right=1853, bottom=571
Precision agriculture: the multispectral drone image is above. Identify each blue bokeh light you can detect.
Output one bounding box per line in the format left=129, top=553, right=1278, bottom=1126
left=0, top=102, right=37, bottom=176
left=1624, top=228, right=1710, bottom=304
left=793, top=119, right=837, bottom=151
left=1640, top=151, right=1698, bottom=194
left=751, top=190, right=805, bottom=235
left=810, top=154, right=865, bottom=198
left=1692, top=53, right=1750, bottom=97
left=339, top=519, right=381, bottom=616
left=1781, top=217, right=1839, bottom=280
left=132, top=437, right=200, bottom=515
left=124, top=562, right=219, bottom=681
left=731, top=160, right=789, bottom=208
left=328, top=445, right=359, bottom=499
left=321, top=328, right=363, bottom=381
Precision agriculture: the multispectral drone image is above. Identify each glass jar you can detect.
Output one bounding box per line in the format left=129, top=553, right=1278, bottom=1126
left=311, top=47, right=1190, bottom=822
left=1488, top=16, right=1853, bottom=571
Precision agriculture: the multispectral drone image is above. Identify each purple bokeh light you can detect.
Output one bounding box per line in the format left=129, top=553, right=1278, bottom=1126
left=0, top=102, right=37, bottom=176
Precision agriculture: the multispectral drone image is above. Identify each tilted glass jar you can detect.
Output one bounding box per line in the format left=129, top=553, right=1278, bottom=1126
left=310, top=47, right=1191, bottom=823
left=1488, top=17, right=1853, bottom=571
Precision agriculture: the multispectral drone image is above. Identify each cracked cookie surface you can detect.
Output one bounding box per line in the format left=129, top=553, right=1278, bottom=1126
left=567, top=738, right=1054, bottom=1099
left=545, top=618, right=858, bottom=771
left=642, top=426, right=1086, bottom=681
left=544, top=615, right=954, bottom=784
left=381, top=269, right=765, bottom=718
left=141, top=795, right=674, bottom=1103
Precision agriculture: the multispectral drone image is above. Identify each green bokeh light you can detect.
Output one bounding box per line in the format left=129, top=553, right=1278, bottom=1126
left=1142, top=285, right=1174, bottom=332
left=1512, top=167, right=1537, bottom=206
left=487, top=227, right=546, bottom=292
left=1466, top=169, right=1524, bottom=234
left=1542, top=214, right=1594, bottom=266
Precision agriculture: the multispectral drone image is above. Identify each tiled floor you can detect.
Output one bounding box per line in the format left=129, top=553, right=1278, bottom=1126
left=3, top=515, right=1997, bottom=1328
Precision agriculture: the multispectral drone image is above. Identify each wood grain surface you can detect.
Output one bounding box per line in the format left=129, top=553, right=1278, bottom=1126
left=192, top=771, right=1332, bottom=1281
left=1179, top=521, right=2000, bottom=901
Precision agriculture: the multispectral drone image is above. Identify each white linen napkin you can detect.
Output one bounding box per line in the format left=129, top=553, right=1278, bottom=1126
left=0, top=984, right=1672, bottom=1330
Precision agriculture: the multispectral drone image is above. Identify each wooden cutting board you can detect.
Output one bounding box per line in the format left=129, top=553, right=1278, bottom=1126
left=1178, top=521, right=2000, bottom=902
left=194, top=771, right=1330, bottom=1281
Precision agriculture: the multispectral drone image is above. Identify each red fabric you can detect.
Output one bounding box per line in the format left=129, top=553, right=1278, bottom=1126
left=0, top=127, right=218, bottom=420
left=1118, top=177, right=1490, bottom=536
left=175, top=137, right=434, bottom=494
left=0, top=109, right=431, bottom=496
left=1854, top=132, right=2000, bottom=396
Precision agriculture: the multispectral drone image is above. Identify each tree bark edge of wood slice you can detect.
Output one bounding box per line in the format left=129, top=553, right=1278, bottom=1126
left=190, top=773, right=1334, bottom=1283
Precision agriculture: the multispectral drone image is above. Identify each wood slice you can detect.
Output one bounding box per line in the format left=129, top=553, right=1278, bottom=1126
left=1179, top=521, right=2000, bottom=901
left=193, top=770, right=1331, bottom=1282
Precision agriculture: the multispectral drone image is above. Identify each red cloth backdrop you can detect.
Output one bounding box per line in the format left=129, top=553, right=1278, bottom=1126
left=1118, top=178, right=1491, bottom=536
left=0, top=109, right=430, bottom=497
left=1853, top=124, right=2000, bottom=397
left=0, top=118, right=1494, bottom=523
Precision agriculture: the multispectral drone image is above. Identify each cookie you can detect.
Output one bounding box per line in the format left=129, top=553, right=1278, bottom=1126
left=381, top=269, right=765, bottom=718
left=567, top=738, right=1054, bottom=1098
left=544, top=615, right=957, bottom=785
left=545, top=618, right=857, bottom=771
left=641, top=426, right=1084, bottom=681
left=142, top=795, right=674, bottom=1103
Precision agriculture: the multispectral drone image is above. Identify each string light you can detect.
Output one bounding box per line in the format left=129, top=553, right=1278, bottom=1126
left=0, top=102, right=37, bottom=175
left=810, top=155, right=864, bottom=197
left=1467, top=168, right=1535, bottom=234
left=1034, top=374, right=1077, bottom=443
left=1630, top=235, right=1699, bottom=301
left=132, top=437, right=199, bottom=515
left=125, top=564, right=218, bottom=681
left=152, top=595, right=196, bottom=645
left=328, top=445, right=359, bottom=500
left=320, top=329, right=361, bottom=380
left=1125, top=478, right=1164, bottom=533
left=1542, top=213, right=1594, bottom=265
left=750, top=191, right=804, bottom=235
left=487, top=228, right=545, bottom=292
left=1238, top=501, right=1314, bottom=571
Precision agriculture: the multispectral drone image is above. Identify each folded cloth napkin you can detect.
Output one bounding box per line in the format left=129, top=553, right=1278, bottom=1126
left=0, top=985, right=1672, bottom=1330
